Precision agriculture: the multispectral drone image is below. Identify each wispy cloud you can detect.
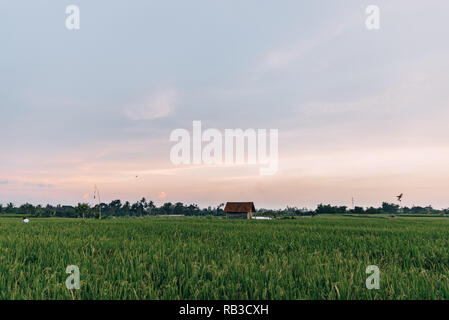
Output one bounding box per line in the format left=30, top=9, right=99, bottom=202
left=0, top=180, right=8, bottom=184
left=254, top=22, right=351, bottom=77
left=24, top=183, right=54, bottom=188
left=124, top=88, right=177, bottom=121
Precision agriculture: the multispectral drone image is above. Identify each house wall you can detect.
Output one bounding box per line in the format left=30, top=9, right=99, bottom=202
left=226, top=212, right=248, bottom=219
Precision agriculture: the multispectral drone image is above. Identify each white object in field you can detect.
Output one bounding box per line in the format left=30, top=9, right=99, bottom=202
left=23, top=218, right=30, bottom=223
left=252, top=216, right=272, bottom=220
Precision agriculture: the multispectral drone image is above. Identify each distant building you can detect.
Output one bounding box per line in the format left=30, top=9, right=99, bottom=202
left=224, top=202, right=255, bottom=219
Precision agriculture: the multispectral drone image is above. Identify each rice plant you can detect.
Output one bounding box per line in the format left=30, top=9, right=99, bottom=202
left=0, top=216, right=448, bottom=299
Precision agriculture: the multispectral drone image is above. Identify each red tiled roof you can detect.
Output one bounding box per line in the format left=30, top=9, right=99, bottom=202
left=224, top=202, right=256, bottom=213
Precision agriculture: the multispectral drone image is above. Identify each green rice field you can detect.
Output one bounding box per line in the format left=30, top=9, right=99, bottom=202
left=0, top=216, right=448, bottom=299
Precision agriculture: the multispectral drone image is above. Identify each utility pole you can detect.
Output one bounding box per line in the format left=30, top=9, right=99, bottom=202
left=94, top=185, right=102, bottom=219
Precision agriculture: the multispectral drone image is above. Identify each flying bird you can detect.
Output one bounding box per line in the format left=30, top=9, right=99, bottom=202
left=396, top=193, right=403, bottom=202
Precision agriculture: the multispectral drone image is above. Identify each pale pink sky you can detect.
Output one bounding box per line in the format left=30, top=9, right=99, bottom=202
left=2, top=1, right=449, bottom=209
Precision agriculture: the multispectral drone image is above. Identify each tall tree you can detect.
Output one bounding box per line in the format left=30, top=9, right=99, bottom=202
left=76, top=203, right=90, bottom=219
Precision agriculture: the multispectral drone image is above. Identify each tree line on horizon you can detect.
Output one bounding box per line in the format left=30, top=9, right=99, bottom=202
left=0, top=199, right=447, bottom=218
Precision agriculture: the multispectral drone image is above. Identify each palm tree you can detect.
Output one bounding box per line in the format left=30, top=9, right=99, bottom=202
left=6, top=202, right=14, bottom=213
